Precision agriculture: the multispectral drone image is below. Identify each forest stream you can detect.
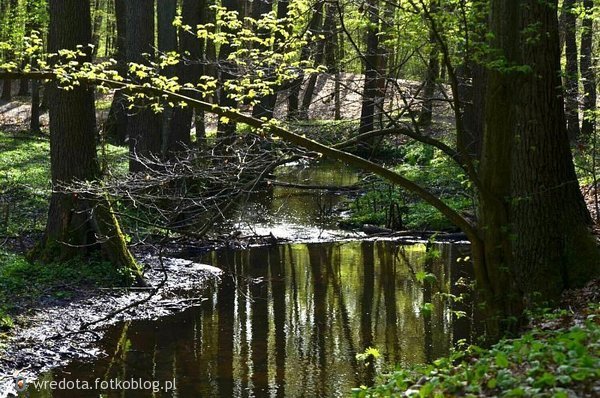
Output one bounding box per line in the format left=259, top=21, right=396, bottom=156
left=24, top=162, right=476, bottom=397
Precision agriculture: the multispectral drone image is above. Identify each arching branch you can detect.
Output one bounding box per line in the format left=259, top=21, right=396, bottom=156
left=0, top=69, right=482, bottom=244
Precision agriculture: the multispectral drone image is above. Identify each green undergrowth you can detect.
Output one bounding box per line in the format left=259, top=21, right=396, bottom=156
left=0, top=130, right=51, bottom=235
left=343, top=141, right=474, bottom=231
left=0, top=130, right=129, bottom=235
left=353, top=306, right=600, bottom=397
left=0, top=249, right=135, bottom=331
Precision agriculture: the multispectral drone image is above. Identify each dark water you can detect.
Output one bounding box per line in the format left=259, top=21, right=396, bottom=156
left=27, top=241, right=475, bottom=397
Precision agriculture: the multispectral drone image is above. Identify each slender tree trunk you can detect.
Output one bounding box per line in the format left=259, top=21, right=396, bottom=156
left=287, top=1, right=323, bottom=120
left=157, top=0, right=178, bottom=155
left=251, top=0, right=276, bottom=120
left=563, top=0, right=580, bottom=140
left=168, top=0, right=204, bottom=152
left=217, top=0, right=241, bottom=144
left=418, top=50, right=439, bottom=127
left=105, top=0, right=128, bottom=144
left=91, top=0, right=104, bottom=58
left=1, top=79, right=12, bottom=101
left=358, top=0, right=381, bottom=152
left=298, top=2, right=332, bottom=120
left=18, top=61, right=29, bottom=96
left=580, top=0, right=596, bottom=138
left=126, top=0, right=162, bottom=171
left=30, top=79, right=40, bottom=134
left=203, top=0, right=217, bottom=80
left=1, top=0, right=17, bottom=102
left=418, top=0, right=439, bottom=127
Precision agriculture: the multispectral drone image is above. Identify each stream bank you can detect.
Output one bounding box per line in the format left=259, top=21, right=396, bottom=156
left=1, top=161, right=476, bottom=397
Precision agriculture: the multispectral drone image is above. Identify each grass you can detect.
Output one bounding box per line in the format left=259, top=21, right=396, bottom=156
left=0, top=130, right=130, bottom=235
left=0, top=130, right=135, bottom=331
left=0, top=249, right=135, bottom=331
left=354, top=306, right=600, bottom=397
left=0, top=131, right=51, bottom=235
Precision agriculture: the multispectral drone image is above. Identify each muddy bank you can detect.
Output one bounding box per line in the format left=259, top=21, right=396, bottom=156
left=0, top=256, right=221, bottom=397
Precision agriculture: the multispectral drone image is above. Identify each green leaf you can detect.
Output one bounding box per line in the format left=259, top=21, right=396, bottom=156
left=495, top=352, right=509, bottom=368
left=421, top=302, right=434, bottom=316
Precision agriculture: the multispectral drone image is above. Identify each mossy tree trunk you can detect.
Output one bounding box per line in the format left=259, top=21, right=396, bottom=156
left=37, top=0, right=143, bottom=284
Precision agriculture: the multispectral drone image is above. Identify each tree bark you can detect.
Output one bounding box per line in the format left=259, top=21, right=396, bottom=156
left=157, top=0, right=178, bottom=155
left=418, top=0, right=439, bottom=128
left=217, top=0, right=241, bottom=144
left=563, top=0, right=580, bottom=140
left=168, top=0, right=204, bottom=152
left=457, top=63, right=485, bottom=160
left=580, top=0, right=596, bottom=138
left=105, top=0, right=128, bottom=144
left=479, top=0, right=599, bottom=338
left=358, top=0, right=381, bottom=142
left=126, top=0, right=162, bottom=171
left=37, top=0, right=143, bottom=283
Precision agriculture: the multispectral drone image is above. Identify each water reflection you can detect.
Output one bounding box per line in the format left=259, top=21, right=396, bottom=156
left=232, top=162, right=362, bottom=240
left=28, top=241, right=474, bottom=397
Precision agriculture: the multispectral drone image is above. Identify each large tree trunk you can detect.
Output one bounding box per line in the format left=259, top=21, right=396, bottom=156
left=510, top=0, right=598, bottom=300
left=479, top=0, right=599, bottom=339
left=563, top=0, right=580, bottom=140
left=168, top=0, right=204, bottom=152
left=126, top=0, right=162, bottom=171
left=37, top=0, right=142, bottom=282
left=580, top=0, right=596, bottom=138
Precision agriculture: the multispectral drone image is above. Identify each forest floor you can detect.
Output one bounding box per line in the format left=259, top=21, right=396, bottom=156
left=0, top=255, right=221, bottom=396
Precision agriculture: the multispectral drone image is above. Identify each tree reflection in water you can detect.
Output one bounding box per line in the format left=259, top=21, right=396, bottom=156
left=28, top=241, right=477, bottom=398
